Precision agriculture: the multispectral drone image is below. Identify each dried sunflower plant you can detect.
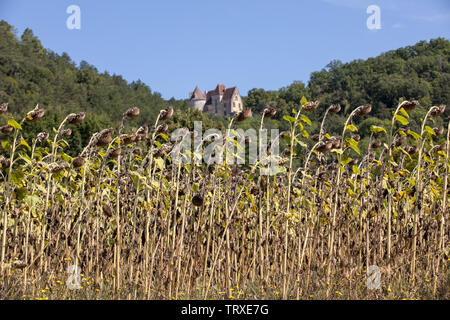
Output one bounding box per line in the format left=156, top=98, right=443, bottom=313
left=0, top=98, right=448, bottom=300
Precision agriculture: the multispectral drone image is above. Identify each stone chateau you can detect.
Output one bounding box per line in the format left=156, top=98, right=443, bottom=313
left=189, top=84, right=243, bottom=116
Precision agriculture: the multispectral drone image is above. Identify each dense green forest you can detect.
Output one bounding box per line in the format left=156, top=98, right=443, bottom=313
left=0, top=21, right=220, bottom=155
left=0, top=20, right=449, bottom=156
left=245, top=37, right=449, bottom=136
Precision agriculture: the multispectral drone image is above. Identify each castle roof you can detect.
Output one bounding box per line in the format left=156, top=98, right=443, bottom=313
left=206, top=84, right=226, bottom=97
left=190, top=85, right=206, bottom=100
left=223, top=87, right=238, bottom=100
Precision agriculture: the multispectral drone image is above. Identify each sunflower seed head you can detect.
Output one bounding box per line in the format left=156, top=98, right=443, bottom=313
left=328, top=104, right=341, bottom=114
left=394, top=134, right=406, bottom=147
left=136, top=125, right=149, bottom=136
left=0, top=156, right=10, bottom=168
left=302, top=101, right=320, bottom=112
left=96, top=128, right=114, bottom=147
left=263, top=107, right=277, bottom=118
left=102, top=203, right=113, bottom=217
left=107, top=147, right=121, bottom=159
left=72, top=156, right=85, bottom=168
left=316, top=141, right=333, bottom=153
left=37, top=131, right=49, bottom=142
left=430, top=105, right=446, bottom=117
left=318, top=171, right=329, bottom=181
left=27, top=108, right=46, bottom=122
left=330, top=136, right=341, bottom=149
left=120, top=134, right=137, bottom=145
left=406, top=146, right=418, bottom=155
left=50, top=162, right=68, bottom=174
left=0, top=125, right=13, bottom=135
left=371, top=140, right=382, bottom=149
left=125, top=107, right=140, bottom=118
left=61, top=128, right=72, bottom=137
left=433, top=126, right=444, bottom=136
left=355, top=105, right=372, bottom=117
left=156, top=123, right=169, bottom=134
left=0, top=103, right=8, bottom=114
left=311, top=133, right=320, bottom=142
left=192, top=194, right=204, bottom=207
left=436, top=143, right=447, bottom=152
left=68, top=112, right=86, bottom=125
left=236, top=108, right=252, bottom=122
left=401, top=100, right=420, bottom=111
left=160, top=107, right=174, bottom=121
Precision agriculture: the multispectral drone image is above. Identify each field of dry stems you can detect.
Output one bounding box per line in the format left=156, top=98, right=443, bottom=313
left=0, top=99, right=448, bottom=300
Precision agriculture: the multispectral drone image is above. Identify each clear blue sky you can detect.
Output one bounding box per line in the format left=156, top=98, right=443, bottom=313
left=1, top=0, right=449, bottom=99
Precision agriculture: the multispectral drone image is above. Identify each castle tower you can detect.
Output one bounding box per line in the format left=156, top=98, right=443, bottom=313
left=189, top=85, right=206, bottom=111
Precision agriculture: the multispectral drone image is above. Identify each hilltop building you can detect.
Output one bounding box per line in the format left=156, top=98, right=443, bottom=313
left=189, top=84, right=243, bottom=116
